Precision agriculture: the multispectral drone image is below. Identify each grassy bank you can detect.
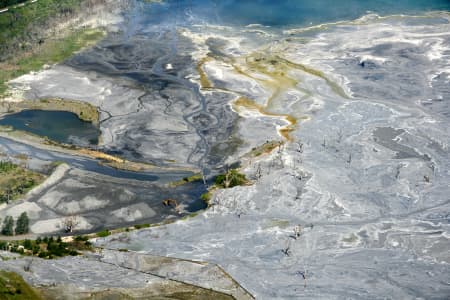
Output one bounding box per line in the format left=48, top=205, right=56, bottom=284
left=5, top=98, right=98, bottom=123
left=0, top=27, right=104, bottom=95
left=0, top=271, right=43, bottom=300
left=247, top=140, right=284, bottom=157
left=0, top=235, right=92, bottom=258
left=169, top=173, right=203, bottom=187
left=0, top=0, right=91, bottom=58
left=0, top=160, right=45, bottom=203
left=0, top=98, right=99, bottom=123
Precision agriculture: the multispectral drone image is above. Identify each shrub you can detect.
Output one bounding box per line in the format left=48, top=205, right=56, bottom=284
left=215, top=169, right=247, bottom=188
left=23, top=239, right=32, bottom=250
left=96, top=230, right=110, bottom=238
left=38, top=251, right=48, bottom=258
left=0, top=241, right=7, bottom=250
left=200, top=192, right=211, bottom=205
left=134, top=224, right=150, bottom=230
left=0, top=161, right=17, bottom=173
left=74, top=235, right=88, bottom=242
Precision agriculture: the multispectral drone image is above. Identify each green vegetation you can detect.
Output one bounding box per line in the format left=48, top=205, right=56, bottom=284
left=214, top=169, right=248, bottom=188
left=0, top=26, right=105, bottom=94
left=0, top=98, right=100, bottom=123
left=14, top=212, right=29, bottom=235
left=0, top=235, right=92, bottom=258
left=13, top=153, right=28, bottom=160
left=248, top=140, right=283, bottom=157
left=200, top=191, right=212, bottom=206
left=1, top=216, right=14, bottom=236
left=0, top=270, right=44, bottom=300
left=73, top=234, right=89, bottom=242
left=158, top=290, right=234, bottom=300
left=169, top=173, right=203, bottom=187
left=1, top=0, right=27, bottom=9
left=199, top=169, right=249, bottom=207
left=96, top=229, right=110, bottom=238
left=1, top=213, right=29, bottom=236
left=0, top=161, right=46, bottom=203
left=180, top=211, right=200, bottom=221
left=0, top=160, right=17, bottom=172
left=0, top=0, right=105, bottom=95
left=133, top=223, right=150, bottom=230
left=0, top=0, right=96, bottom=55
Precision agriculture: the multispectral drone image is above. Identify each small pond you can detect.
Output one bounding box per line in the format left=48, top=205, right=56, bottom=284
left=0, top=110, right=100, bottom=146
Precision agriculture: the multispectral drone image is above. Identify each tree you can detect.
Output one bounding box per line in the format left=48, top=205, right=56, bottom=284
left=23, top=239, right=32, bottom=250
left=15, top=212, right=29, bottom=235
left=1, top=216, right=14, bottom=236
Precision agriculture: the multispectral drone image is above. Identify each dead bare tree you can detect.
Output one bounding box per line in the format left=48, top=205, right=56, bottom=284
left=296, top=142, right=304, bottom=153
left=337, top=129, right=343, bottom=143
left=62, top=215, right=79, bottom=233
left=201, top=170, right=207, bottom=186
left=162, top=199, right=181, bottom=214
left=281, top=240, right=291, bottom=256
left=395, top=164, right=402, bottom=180
left=296, top=270, right=307, bottom=288
left=429, top=162, right=435, bottom=174
left=256, top=164, right=262, bottom=180
left=224, top=170, right=231, bottom=188
left=293, top=225, right=303, bottom=239
left=277, top=141, right=284, bottom=154
left=211, top=195, right=221, bottom=212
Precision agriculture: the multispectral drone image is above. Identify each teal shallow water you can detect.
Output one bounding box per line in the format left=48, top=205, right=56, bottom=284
left=0, top=110, right=100, bottom=146
left=137, top=0, right=450, bottom=27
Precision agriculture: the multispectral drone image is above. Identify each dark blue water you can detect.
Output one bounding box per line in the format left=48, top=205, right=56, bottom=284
left=136, top=0, right=450, bottom=27
left=0, top=110, right=100, bottom=146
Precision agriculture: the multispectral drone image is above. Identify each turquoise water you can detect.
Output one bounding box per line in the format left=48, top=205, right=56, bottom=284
left=0, top=110, right=100, bottom=146
left=138, top=0, right=450, bottom=27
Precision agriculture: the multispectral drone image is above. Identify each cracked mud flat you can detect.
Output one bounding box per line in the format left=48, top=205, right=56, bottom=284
left=0, top=1, right=449, bottom=299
